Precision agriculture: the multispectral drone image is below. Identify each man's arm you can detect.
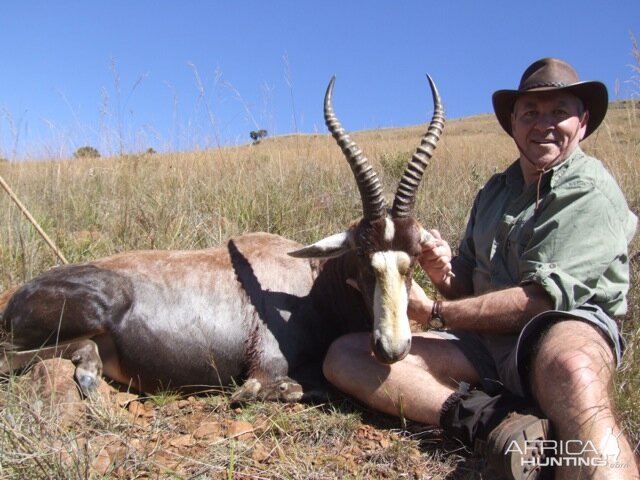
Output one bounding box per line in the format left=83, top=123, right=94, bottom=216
left=409, top=281, right=554, bottom=333
left=414, top=229, right=554, bottom=333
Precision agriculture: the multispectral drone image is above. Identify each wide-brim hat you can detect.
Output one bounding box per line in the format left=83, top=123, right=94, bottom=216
left=492, top=58, right=608, bottom=139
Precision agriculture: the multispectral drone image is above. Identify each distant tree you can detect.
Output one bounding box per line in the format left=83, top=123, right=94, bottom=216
left=74, top=146, right=100, bottom=159
left=250, top=129, right=268, bottom=145
left=145, top=147, right=157, bottom=155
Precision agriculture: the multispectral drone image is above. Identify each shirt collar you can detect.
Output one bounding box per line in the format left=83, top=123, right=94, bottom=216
left=503, top=146, right=586, bottom=191
left=547, top=147, right=585, bottom=188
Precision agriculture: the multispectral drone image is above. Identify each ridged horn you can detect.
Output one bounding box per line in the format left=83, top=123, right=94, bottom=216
left=391, top=75, right=445, bottom=218
left=325, top=76, right=386, bottom=220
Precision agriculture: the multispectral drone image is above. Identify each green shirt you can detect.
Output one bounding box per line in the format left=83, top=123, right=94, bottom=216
left=455, top=147, right=637, bottom=317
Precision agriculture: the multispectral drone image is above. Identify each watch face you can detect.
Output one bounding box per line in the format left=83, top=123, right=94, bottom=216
left=429, top=316, right=444, bottom=329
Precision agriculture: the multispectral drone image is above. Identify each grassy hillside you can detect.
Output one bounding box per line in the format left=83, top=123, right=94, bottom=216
left=0, top=101, right=638, bottom=478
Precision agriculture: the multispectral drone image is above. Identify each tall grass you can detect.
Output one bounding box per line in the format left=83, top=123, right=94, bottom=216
left=0, top=94, right=638, bottom=476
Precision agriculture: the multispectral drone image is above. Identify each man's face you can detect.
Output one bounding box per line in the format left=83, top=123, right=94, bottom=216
left=511, top=91, right=589, bottom=181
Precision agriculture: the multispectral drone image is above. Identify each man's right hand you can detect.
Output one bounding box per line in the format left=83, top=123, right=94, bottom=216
left=420, top=229, right=454, bottom=284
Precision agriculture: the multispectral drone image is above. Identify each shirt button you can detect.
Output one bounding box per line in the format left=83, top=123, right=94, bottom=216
left=549, top=263, right=557, bottom=269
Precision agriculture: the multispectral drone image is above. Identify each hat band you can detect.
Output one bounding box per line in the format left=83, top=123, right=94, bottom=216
left=523, top=81, right=569, bottom=90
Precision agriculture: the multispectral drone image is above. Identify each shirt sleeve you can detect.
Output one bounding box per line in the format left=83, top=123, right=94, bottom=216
left=518, top=181, right=633, bottom=313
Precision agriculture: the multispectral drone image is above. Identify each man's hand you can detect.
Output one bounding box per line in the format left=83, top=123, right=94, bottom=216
left=407, top=279, right=433, bottom=325
left=420, top=229, right=453, bottom=284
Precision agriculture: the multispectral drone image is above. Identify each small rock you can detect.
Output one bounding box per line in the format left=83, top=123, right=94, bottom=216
left=226, top=420, right=255, bottom=441
left=128, top=399, right=155, bottom=418
left=92, top=448, right=112, bottom=476
left=251, top=442, right=273, bottom=463
left=193, top=421, right=223, bottom=440
left=253, top=414, right=271, bottom=434
left=169, top=434, right=195, bottom=448
left=116, top=392, right=138, bottom=408
left=24, top=358, right=85, bottom=427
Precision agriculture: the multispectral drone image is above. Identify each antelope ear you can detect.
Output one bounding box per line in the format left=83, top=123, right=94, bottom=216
left=288, top=231, right=353, bottom=259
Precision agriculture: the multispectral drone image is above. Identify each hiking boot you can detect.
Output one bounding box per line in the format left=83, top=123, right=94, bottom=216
left=477, top=412, right=552, bottom=480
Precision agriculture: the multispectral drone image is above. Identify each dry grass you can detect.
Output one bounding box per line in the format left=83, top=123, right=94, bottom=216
left=0, top=99, right=638, bottom=478
left=0, top=360, right=467, bottom=479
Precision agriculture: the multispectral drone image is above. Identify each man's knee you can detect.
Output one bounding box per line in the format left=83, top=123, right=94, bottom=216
left=322, top=333, right=370, bottom=384
left=530, top=320, right=614, bottom=404
left=534, top=347, right=609, bottom=392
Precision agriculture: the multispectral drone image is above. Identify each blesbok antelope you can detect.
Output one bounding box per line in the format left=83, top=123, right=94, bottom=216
left=0, top=76, right=444, bottom=402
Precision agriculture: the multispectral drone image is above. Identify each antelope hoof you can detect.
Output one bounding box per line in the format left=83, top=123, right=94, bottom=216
left=231, top=377, right=304, bottom=404
left=75, top=368, right=100, bottom=397
left=69, top=340, right=103, bottom=397
left=230, top=378, right=263, bottom=404
left=261, top=378, right=303, bottom=402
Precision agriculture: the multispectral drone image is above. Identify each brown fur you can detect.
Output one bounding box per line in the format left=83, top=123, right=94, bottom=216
left=0, top=285, right=19, bottom=316
left=2, top=76, right=442, bottom=401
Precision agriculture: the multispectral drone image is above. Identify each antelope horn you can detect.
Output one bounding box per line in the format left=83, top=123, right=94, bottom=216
left=391, top=75, right=445, bottom=218
left=324, top=76, right=386, bottom=220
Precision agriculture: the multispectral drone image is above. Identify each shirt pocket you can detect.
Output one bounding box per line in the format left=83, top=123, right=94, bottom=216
left=512, top=216, right=535, bottom=256
left=505, top=216, right=536, bottom=281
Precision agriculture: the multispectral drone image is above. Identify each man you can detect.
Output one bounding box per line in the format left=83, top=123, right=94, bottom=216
left=323, top=58, right=639, bottom=479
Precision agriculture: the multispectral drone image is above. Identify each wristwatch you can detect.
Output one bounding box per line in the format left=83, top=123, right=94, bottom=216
left=429, top=300, right=445, bottom=330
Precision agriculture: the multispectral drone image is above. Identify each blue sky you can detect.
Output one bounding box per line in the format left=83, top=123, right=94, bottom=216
left=1, top=1, right=638, bottom=160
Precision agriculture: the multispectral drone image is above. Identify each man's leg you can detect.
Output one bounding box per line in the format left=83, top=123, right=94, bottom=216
left=323, top=331, right=482, bottom=425
left=531, top=320, right=638, bottom=479
left=325, top=331, right=558, bottom=479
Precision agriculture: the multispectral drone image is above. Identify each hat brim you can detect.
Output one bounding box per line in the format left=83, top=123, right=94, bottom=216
left=492, top=81, right=608, bottom=139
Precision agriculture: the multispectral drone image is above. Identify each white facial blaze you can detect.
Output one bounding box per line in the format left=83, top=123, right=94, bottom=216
left=371, top=251, right=412, bottom=361
left=383, top=217, right=395, bottom=243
